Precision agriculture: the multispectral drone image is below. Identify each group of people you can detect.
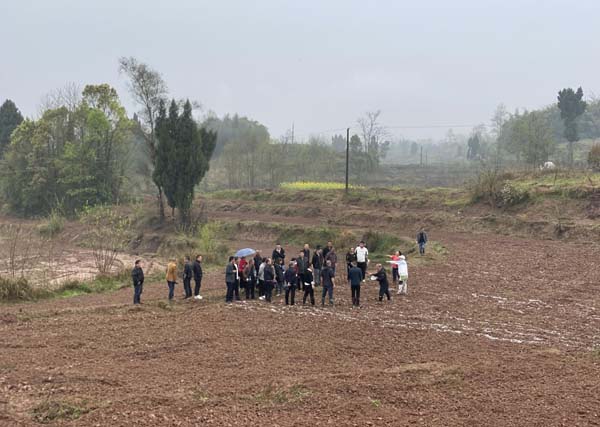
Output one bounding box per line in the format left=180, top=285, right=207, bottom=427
left=130, top=255, right=204, bottom=305
left=130, top=229, right=429, bottom=307
left=224, top=238, right=414, bottom=308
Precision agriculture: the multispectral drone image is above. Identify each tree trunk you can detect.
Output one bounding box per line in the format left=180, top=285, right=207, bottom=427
left=568, top=141, right=574, bottom=168
left=157, top=186, right=165, bottom=221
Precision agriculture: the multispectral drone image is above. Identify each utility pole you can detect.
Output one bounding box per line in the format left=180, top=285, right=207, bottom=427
left=420, top=145, right=423, bottom=167
left=345, top=127, right=350, bottom=194
left=291, top=122, right=294, bottom=145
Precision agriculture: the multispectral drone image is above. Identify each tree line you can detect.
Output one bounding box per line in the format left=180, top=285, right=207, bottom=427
left=0, top=57, right=217, bottom=223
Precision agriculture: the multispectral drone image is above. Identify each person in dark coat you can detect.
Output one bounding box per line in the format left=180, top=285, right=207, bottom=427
left=183, top=256, right=193, bottom=299
left=296, top=250, right=308, bottom=292
left=193, top=254, right=203, bottom=300
left=263, top=258, right=276, bottom=302
left=345, top=247, right=358, bottom=285
left=322, top=241, right=333, bottom=260
left=131, top=259, right=144, bottom=305
left=253, top=251, right=263, bottom=275
left=374, top=263, right=391, bottom=302
left=312, top=247, right=323, bottom=287
left=320, top=260, right=336, bottom=306
left=244, top=259, right=256, bottom=300
left=225, top=256, right=237, bottom=303
left=417, top=228, right=428, bottom=255
left=348, top=262, right=363, bottom=307
left=325, top=247, right=338, bottom=277
left=302, top=268, right=315, bottom=306
left=272, top=244, right=286, bottom=265
left=275, top=258, right=285, bottom=296
left=284, top=261, right=297, bottom=305
left=302, top=244, right=311, bottom=266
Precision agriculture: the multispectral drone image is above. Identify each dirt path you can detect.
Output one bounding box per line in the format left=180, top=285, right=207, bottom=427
left=2, top=230, right=600, bottom=426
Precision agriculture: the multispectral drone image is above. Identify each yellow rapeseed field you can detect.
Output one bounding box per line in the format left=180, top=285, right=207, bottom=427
left=280, top=181, right=362, bottom=190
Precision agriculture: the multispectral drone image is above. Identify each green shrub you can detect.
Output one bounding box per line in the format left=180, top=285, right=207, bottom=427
left=588, top=144, right=600, bottom=171
left=497, top=183, right=530, bottom=208
left=38, top=210, right=65, bottom=238
left=0, top=276, right=34, bottom=301
left=361, top=230, right=402, bottom=253
left=31, top=400, right=89, bottom=424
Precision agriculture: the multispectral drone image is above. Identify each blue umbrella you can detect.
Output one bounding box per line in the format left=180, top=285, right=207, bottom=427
left=235, top=248, right=256, bottom=258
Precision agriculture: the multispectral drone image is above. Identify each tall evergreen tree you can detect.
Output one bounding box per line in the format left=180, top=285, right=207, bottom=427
left=0, top=99, right=24, bottom=158
left=154, top=99, right=216, bottom=223
left=557, top=87, right=587, bottom=166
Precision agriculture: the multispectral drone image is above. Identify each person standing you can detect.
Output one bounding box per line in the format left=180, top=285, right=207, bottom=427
left=302, top=268, right=315, bottom=306
left=193, top=254, right=203, bottom=300
left=244, top=258, right=256, bottom=300
left=302, top=244, right=311, bottom=265
left=284, top=261, right=298, bottom=305
left=417, top=228, right=428, bottom=255
left=258, top=258, right=267, bottom=300
left=312, top=247, right=323, bottom=287
left=388, top=250, right=401, bottom=289
left=325, top=246, right=337, bottom=277
left=272, top=243, right=286, bottom=265
left=322, top=241, right=333, bottom=260
left=253, top=251, right=263, bottom=275
left=166, top=258, right=178, bottom=301
left=356, top=241, right=369, bottom=282
left=348, top=262, right=363, bottom=307
left=397, top=255, right=409, bottom=295
left=225, top=256, right=237, bottom=303
left=263, top=258, right=276, bottom=303
left=183, top=256, right=193, bottom=299
left=275, top=258, right=285, bottom=296
left=374, top=263, right=391, bottom=302
left=238, top=257, right=248, bottom=292
left=233, top=257, right=241, bottom=301
left=132, top=259, right=144, bottom=305
left=320, top=260, right=336, bottom=306
left=296, top=250, right=308, bottom=292
left=345, top=247, right=357, bottom=285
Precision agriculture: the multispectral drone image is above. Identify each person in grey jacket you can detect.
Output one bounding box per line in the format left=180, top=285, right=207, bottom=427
left=225, top=256, right=237, bottom=303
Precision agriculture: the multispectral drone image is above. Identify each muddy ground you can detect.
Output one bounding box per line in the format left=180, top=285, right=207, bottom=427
left=2, top=226, right=600, bottom=426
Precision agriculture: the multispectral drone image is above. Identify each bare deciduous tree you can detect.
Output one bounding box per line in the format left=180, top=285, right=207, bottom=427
left=118, top=56, right=169, bottom=220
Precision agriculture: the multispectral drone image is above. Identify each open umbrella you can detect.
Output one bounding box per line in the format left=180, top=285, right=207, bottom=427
left=235, top=248, right=256, bottom=258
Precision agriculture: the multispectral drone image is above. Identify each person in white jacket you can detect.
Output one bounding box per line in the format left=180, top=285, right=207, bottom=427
left=397, top=255, right=408, bottom=295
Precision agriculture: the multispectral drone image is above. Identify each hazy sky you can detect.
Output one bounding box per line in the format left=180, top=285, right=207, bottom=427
left=1, top=0, right=599, bottom=140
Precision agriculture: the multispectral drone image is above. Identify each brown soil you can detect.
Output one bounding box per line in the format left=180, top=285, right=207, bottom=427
left=2, top=224, right=600, bottom=426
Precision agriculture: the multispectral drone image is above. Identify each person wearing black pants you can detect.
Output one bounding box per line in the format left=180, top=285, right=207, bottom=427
left=284, top=261, right=297, bottom=305
left=232, top=257, right=241, bottom=301
left=225, top=257, right=237, bottom=303
left=296, top=251, right=307, bottom=292
left=193, top=254, right=203, bottom=300
left=320, top=261, right=335, bottom=306
left=374, top=263, right=391, bottom=302
left=348, top=262, right=362, bottom=307
left=263, top=258, right=275, bottom=303
left=131, top=259, right=144, bottom=305
left=244, top=259, right=256, bottom=300
left=183, top=256, right=193, bottom=299
left=302, top=268, right=315, bottom=306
